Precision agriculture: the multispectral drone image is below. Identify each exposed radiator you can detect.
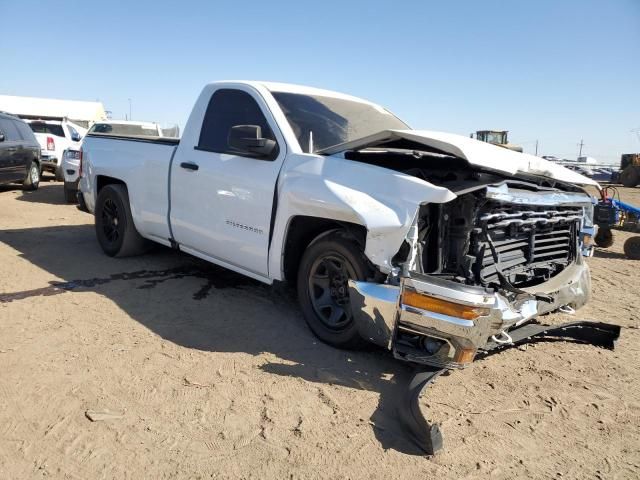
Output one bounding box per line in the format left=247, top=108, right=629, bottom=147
left=469, top=203, right=582, bottom=288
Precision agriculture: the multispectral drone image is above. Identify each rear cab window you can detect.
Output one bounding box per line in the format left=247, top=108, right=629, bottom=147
left=29, top=122, right=66, bottom=138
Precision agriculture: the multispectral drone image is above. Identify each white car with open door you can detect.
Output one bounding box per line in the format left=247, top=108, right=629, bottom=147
left=27, top=119, right=86, bottom=180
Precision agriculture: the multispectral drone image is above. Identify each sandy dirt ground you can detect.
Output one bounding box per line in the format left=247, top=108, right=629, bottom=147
left=0, top=179, right=639, bottom=479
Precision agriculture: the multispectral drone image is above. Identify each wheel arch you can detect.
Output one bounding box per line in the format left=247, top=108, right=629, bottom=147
left=94, top=176, right=148, bottom=237
left=281, top=215, right=368, bottom=283
left=96, top=174, right=127, bottom=194
left=26, top=156, right=40, bottom=173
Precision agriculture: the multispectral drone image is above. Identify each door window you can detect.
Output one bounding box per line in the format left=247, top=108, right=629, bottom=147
left=15, top=121, right=37, bottom=142
left=197, top=89, right=277, bottom=160
left=0, top=119, right=21, bottom=141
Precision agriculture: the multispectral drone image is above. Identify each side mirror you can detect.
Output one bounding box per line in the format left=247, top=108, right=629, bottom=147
left=71, top=133, right=82, bottom=142
left=0, top=132, right=4, bottom=142
left=227, top=125, right=277, bottom=159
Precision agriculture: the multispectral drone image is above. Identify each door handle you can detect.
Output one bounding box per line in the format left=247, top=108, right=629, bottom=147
left=180, top=162, right=199, bottom=171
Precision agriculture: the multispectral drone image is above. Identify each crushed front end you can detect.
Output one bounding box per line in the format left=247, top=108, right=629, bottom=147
left=348, top=182, right=620, bottom=455
left=349, top=183, right=611, bottom=370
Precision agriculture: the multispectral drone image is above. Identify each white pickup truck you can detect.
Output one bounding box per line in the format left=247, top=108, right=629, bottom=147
left=79, top=81, right=609, bottom=370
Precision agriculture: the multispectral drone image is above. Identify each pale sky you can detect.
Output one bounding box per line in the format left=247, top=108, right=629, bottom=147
left=2, top=0, right=639, bottom=164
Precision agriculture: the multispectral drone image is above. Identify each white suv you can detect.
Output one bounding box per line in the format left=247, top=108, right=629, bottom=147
left=27, top=119, right=86, bottom=180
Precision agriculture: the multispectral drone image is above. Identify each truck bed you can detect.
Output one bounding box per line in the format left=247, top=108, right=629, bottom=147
left=80, top=133, right=179, bottom=243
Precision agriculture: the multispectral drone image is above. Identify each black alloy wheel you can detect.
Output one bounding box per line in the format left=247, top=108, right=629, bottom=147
left=308, top=253, right=357, bottom=330
left=101, top=197, right=122, bottom=246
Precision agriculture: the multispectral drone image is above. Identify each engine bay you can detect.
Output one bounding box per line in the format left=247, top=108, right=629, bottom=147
left=344, top=148, right=591, bottom=290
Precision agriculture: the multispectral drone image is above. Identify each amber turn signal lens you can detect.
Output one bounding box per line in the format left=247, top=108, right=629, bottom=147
left=402, top=290, right=490, bottom=320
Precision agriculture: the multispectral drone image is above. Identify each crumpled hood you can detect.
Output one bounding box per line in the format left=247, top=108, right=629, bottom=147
left=320, top=129, right=598, bottom=187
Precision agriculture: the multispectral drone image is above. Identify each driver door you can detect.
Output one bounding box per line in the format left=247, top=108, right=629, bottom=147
left=170, top=87, right=286, bottom=279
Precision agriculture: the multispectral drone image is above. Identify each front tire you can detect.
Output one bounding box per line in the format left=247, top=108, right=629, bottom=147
left=55, top=167, right=64, bottom=182
left=297, top=231, right=373, bottom=349
left=95, top=184, right=147, bottom=257
left=23, top=161, right=40, bottom=191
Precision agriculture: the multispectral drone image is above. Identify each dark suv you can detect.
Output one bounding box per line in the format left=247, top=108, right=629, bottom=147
left=0, top=112, right=41, bottom=190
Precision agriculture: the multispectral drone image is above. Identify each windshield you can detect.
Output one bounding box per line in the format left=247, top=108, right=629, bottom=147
left=272, top=92, right=409, bottom=153
left=90, top=123, right=159, bottom=136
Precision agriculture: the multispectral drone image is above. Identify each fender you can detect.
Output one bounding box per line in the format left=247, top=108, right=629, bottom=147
left=268, top=153, right=457, bottom=278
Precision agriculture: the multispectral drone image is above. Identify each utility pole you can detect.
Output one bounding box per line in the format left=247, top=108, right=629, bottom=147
left=128, top=98, right=132, bottom=121
left=535, top=139, right=539, bottom=156
left=578, top=139, right=584, bottom=158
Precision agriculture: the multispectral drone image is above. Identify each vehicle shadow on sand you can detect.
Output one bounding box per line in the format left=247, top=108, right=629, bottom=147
left=0, top=223, right=432, bottom=456
left=0, top=181, right=68, bottom=205
left=15, top=182, right=69, bottom=205
left=593, top=248, right=629, bottom=260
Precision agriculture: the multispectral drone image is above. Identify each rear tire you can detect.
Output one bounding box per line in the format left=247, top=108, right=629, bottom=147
left=623, top=236, right=640, bottom=260
left=95, top=184, right=147, bottom=257
left=22, top=161, right=40, bottom=191
left=297, top=230, right=373, bottom=349
left=63, top=183, right=77, bottom=203
left=620, top=167, right=639, bottom=188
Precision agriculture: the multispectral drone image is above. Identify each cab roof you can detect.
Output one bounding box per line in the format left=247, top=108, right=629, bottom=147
left=208, top=80, right=381, bottom=107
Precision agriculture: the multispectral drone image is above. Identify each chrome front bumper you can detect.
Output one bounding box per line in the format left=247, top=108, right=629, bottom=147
left=348, top=259, right=591, bottom=369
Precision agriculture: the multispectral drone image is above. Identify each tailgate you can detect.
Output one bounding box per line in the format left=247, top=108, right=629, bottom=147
left=32, top=133, right=49, bottom=151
